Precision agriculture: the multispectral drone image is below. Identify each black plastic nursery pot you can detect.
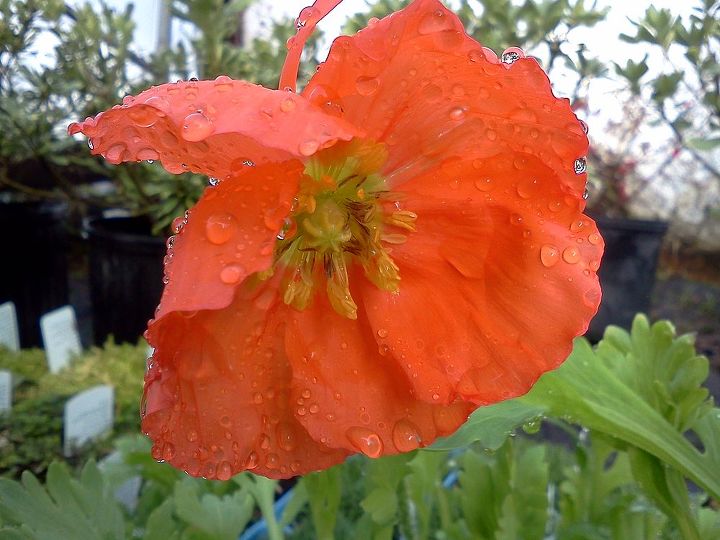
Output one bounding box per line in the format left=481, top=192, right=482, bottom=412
left=586, top=216, right=668, bottom=342
left=0, top=199, right=70, bottom=348
left=85, top=215, right=166, bottom=345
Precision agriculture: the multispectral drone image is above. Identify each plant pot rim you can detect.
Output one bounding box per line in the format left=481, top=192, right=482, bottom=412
left=591, top=215, right=669, bottom=234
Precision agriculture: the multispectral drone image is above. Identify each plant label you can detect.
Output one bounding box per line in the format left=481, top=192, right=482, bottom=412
left=0, top=302, right=20, bottom=351
left=63, top=385, right=114, bottom=457
left=40, top=305, right=82, bottom=373
left=0, top=370, right=11, bottom=412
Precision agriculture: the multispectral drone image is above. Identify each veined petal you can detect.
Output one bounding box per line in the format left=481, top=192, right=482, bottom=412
left=284, top=294, right=473, bottom=457
left=304, top=0, right=587, bottom=198
left=142, top=283, right=349, bottom=480
left=361, top=153, right=602, bottom=406
left=68, top=79, right=360, bottom=178
left=155, top=160, right=303, bottom=319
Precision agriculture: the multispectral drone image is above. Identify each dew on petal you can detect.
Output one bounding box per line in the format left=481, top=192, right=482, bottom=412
left=280, top=97, right=297, bottom=112
left=501, top=47, right=524, bottom=64
left=346, top=427, right=384, bottom=458
left=418, top=9, right=454, bottom=34
left=182, top=111, right=214, bottom=142
left=220, top=264, right=245, bottom=285
left=569, top=219, right=586, bottom=233
left=128, top=107, right=159, bottom=128
left=474, top=177, right=494, bottom=192
left=245, top=451, right=259, bottom=469
left=377, top=328, right=389, bottom=338
left=485, top=128, right=497, bottom=141
left=540, top=245, right=560, bottom=267
left=573, top=157, right=587, bottom=174
left=136, top=148, right=160, bottom=161
left=562, top=246, right=581, bottom=264
left=213, top=75, right=233, bottom=91
left=392, top=419, right=421, bottom=452
left=205, top=213, right=237, bottom=245
left=213, top=460, right=232, bottom=480
left=299, top=140, right=319, bottom=156
left=449, top=106, right=467, bottom=121
left=105, top=143, right=127, bottom=163
left=516, top=177, right=540, bottom=199
left=355, top=76, right=380, bottom=96
left=588, top=233, right=601, bottom=245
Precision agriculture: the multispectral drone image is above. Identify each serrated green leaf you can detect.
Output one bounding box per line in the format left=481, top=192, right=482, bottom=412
left=430, top=399, right=544, bottom=451
left=687, top=137, right=720, bottom=151
left=144, top=499, right=181, bottom=540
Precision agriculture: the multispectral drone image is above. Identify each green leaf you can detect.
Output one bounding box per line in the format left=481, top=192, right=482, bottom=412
left=173, top=478, right=254, bottom=540
left=302, top=467, right=342, bottom=540
left=144, top=499, right=181, bottom=540
left=0, top=461, right=124, bottom=540
left=430, top=399, right=544, bottom=451
left=520, top=316, right=720, bottom=501
left=652, top=72, right=683, bottom=102
left=687, top=137, right=720, bottom=151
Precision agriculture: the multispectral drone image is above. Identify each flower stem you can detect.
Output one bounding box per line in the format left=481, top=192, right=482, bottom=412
left=278, top=0, right=344, bottom=92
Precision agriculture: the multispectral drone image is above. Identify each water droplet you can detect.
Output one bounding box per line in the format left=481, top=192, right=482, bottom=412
left=474, top=177, right=494, bottom=192
left=449, top=106, right=467, bottom=121
left=259, top=434, right=271, bottom=450
left=182, top=111, right=214, bottom=142
left=392, top=419, right=421, bottom=452
left=205, top=213, right=237, bottom=244
left=216, top=460, right=233, bottom=480
left=240, top=452, right=257, bottom=471
left=540, top=245, right=559, bottom=267
left=355, top=76, right=380, bottom=96
left=346, top=427, right=384, bottom=458
left=501, top=47, right=524, bottom=64
left=280, top=97, right=297, bottom=112
left=87, top=138, right=94, bottom=150
left=295, top=6, right=317, bottom=29
left=548, top=200, right=562, bottom=212
left=579, top=120, right=589, bottom=134
left=510, top=213, right=523, bottom=225
left=220, top=415, right=232, bottom=428
left=277, top=423, right=296, bottom=451
left=377, top=328, right=389, bottom=338
left=573, top=157, right=587, bottom=174
left=162, top=442, right=175, bottom=461
left=517, top=177, right=540, bottom=199
left=105, top=143, right=127, bottom=163
left=186, top=430, right=198, bottom=442
left=309, top=403, right=319, bottom=413
left=569, top=219, right=586, bottom=233
left=588, top=233, right=601, bottom=245
left=128, top=107, right=159, bottom=128
left=468, top=49, right=483, bottom=63
left=220, top=264, right=245, bottom=285
left=172, top=216, right=186, bottom=234
left=582, top=188, right=590, bottom=200
left=562, top=246, right=581, bottom=264
left=253, top=392, right=263, bottom=404
left=213, top=75, right=233, bottom=91
left=418, top=9, right=454, bottom=34
left=265, top=453, right=279, bottom=469
left=432, top=393, right=440, bottom=400
left=299, top=140, right=319, bottom=156
left=136, top=148, right=159, bottom=161
left=485, top=128, right=497, bottom=141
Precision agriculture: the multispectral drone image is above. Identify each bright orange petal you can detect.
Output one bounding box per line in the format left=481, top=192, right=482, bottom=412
left=361, top=152, right=602, bottom=406
left=142, top=282, right=349, bottom=480
left=304, top=0, right=587, bottom=198
left=284, top=294, right=473, bottom=457
left=154, top=160, right=303, bottom=319
left=68, top=78, right=360, bottom=178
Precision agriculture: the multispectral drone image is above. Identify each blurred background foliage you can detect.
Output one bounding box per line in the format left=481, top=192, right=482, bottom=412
left=0, top=0, right=719, bottom=241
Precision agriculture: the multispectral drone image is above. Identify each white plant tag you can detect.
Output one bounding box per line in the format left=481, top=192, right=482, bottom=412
left=40, top=306, right=82, bottom=373
left=0, top=302, right=20, bottom=351
left=0, top=370, right=11, bottom=412
left=63, top=385, right=114, bottom=457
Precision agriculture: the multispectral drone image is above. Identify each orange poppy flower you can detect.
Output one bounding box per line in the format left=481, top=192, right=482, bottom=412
left=69, top=0, right=602, bottom=480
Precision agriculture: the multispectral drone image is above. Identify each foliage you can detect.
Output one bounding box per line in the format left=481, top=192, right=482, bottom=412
left=0, top=340, right=146, bottom=479
left=0, top=315, right=717, bottom=540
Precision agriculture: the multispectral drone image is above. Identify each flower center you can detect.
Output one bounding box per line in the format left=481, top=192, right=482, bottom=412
left=270, top=140, right=416, bottom=319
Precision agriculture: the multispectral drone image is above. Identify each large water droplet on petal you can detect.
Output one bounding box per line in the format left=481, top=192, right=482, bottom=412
left=346, top=427, right=384, bottom=458
left=128, top=107, right=159, bottom=128
left=501, top=47, right=525, bottom=64
left=220, top=265, right=244, bottom=284
left=137, top=148, right=159, bottom=161
left=540, top=245, right=560, bottom=267
left=182, top=111, right=214, bottom=142
left=562, top=246, right=581, bottom=264
left=392, top=419, right=421, bottom=452
left=205, top=213, right=237, bottom=245
left=299, top=140, right=319, bottom=156
left=277, top=422, right=296, bottom=451
left=213, top=75, right=233, bottom=91
left=418, top=9, right=454, bottom=34
left=105, top=143, right=127, bottom=163
left=573, top=157, right=587, bottom=174
left=355, top=76, right=380, bottom=96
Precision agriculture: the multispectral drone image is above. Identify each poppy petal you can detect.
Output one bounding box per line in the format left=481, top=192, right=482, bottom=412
left=361, top=152, right=602, bottom=406
left=142, top=283, right=350, bottom=480
left=284, top=294, right=473, bottom=457
left=304, top=0, right=586, bottom=198
left=155, top=160, right=304, bottom=319
left=68, top=79, right=360, bottom=178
